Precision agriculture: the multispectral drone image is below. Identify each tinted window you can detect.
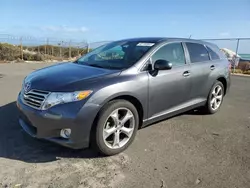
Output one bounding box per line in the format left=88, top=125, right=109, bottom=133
left=207, top=46, right=220, bottom=60
left=186, top=42, right=210, bottom=63
left=152, top=43, right=185, bottom=66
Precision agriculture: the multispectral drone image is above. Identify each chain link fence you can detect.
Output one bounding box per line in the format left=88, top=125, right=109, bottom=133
left=0, top=34, right=92, bottom=62
left=1, top=34, right=249, bottom=73
left=201, top=38, right=250, bottom=73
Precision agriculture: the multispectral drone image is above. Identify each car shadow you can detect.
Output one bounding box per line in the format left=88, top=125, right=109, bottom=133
left=0, top=102, right=206, bottom=163
left=182, top=108, right=208, bottom=116
left=140, top=108, right=208, bottom=129
left=0, top=102, right=103, bottom=163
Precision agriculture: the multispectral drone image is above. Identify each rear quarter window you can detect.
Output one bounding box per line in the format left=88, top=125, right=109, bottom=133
left=206, top=46, right=220, bottom=60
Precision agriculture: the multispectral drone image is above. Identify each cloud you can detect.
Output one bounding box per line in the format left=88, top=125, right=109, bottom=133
left=219, top=32, right=230, bottom=37
left=41, top=25, right=88, bottom=33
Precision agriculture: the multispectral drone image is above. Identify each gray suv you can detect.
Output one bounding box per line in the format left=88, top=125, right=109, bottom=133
left=17, top=37, right=231, bottom=155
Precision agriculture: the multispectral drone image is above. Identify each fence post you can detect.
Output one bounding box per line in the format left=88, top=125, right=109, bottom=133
left=234, top=39, right=240, bottom=73
left=20, top=37, right=23, bottom=60
left=59, top=41, right=63, bottom=59
left=47, top=38, right=49, bottom=55
left=69, top=40, right=71, bottom=58
left=44, top=39, right=46, bottom=55
left=59, top=44, right=62, bottom=58
left=87, top=43, right=89, bottom=53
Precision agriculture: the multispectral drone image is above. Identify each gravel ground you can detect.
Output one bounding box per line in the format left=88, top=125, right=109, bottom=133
left=0, top=63, right=250, bottom=188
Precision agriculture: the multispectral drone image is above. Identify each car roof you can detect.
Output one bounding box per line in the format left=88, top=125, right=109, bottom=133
left=116, top=37, right=219, bottom=50
left=117, top=37, right=205, bottom=43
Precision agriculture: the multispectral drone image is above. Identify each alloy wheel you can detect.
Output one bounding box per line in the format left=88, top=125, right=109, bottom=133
left=103, top=108, right=135, bottom=149
left=210, top=85, right=223, bottom=111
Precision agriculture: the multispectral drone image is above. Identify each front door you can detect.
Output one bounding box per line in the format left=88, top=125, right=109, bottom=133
left=148, top=42, right=192, bottom=119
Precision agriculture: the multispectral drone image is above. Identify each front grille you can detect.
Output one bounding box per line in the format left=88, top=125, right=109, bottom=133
left=22, top=89, right=50, bottom=109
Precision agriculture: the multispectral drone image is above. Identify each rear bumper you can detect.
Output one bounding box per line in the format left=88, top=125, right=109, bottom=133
left=17, top=92, right=100, bottom=149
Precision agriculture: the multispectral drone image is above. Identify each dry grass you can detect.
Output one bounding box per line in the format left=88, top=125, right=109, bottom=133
left=243, top=70, right=250, bottom=75
left=232, top=69, right=250, bottom=75
left=0, top=60, right=8, bottom=64
left=233, top=69, right=243, bottom=74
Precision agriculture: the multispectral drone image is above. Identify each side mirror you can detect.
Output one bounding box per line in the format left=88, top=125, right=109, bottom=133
left=154, top=59, right=172, bottom=70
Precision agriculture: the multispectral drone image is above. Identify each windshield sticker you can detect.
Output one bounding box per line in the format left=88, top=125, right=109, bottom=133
left=137, top=43, right=155, bottom=47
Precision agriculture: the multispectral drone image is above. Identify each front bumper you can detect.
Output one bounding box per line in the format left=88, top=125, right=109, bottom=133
left=17, top=92, right=100, bottom=149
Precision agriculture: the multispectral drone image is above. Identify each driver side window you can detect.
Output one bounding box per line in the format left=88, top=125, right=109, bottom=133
left=151, top=43, right=186, bottom=66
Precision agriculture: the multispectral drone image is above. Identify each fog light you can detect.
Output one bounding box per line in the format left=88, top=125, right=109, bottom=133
left=60, top=128, right=71, bottom=139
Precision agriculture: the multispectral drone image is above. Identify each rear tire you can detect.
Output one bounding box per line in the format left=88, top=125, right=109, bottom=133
left=92, top=100, right=139, bottom=156
left=204, top=81, right=224, bottom=114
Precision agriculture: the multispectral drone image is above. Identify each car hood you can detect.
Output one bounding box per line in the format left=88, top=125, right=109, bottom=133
left=25, top=62, right=121, bottom=91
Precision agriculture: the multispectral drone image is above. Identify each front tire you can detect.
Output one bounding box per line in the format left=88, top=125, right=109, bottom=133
left=204, top=81, right=224, bottom=114
left=93, top=100, right=139, bottom=156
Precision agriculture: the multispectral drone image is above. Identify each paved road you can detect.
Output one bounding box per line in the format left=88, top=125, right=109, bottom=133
left=0, top=63, right=250, bottom=188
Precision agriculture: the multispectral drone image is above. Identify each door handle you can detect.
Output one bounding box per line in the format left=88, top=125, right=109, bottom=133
left=210, top=65, right=215, bottom=70
left=183, top=71, right=190, bottom=77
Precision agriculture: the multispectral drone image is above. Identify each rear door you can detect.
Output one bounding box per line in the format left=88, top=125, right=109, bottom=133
left=184, top=42, right=213, bottom=100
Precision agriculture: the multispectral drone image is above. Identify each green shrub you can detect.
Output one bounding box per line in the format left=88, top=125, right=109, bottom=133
left=33, top=53, right=44, bottom=61
left=23, top=53, right=45, bottom=61
left=23, top=53, right=33, bottom=61
left=0, top=43, right=20, bottom=61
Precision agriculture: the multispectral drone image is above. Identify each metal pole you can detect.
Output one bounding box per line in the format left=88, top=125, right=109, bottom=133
left=234, top=39, right=240, bottom=73
left=44, top=39, right=47, bottom=55
left=59, top=43, right=62, bottom=58
left=87, top=43, right=89, bottom=53
left=60, top=41, right=63, bottom=58
left=47, top=38, right=49, bottom=55
left=20, top=37, right=23, bottom=60
left=235, top=39, right=240, bottom=55
left=69, top=40, right=71, bottom=58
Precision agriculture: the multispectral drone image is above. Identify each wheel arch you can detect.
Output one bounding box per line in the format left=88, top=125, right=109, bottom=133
left=89, top=94, right=144, bottom=146
left=108, top=95, right=144, bottom=128
left=216, top=76, right=227, bottom=95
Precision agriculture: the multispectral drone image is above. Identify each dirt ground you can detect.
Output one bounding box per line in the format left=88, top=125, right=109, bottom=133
left=0, top=63, right=250, bottom=188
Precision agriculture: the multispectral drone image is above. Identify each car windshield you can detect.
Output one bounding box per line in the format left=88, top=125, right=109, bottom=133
left=75, top=40, right=156, bottom=70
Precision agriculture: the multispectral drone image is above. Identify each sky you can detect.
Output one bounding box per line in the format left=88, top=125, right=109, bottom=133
left=1, top=0, right=250, bottom=52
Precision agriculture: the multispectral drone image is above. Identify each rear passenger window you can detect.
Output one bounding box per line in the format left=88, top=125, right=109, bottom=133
left=186, top=42, right=210, bottom=63
left=206, top=46, right=220, bottom=60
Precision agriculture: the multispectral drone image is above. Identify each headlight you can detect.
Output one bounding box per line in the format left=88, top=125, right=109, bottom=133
left=41, top=90, right=92, bottom=110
